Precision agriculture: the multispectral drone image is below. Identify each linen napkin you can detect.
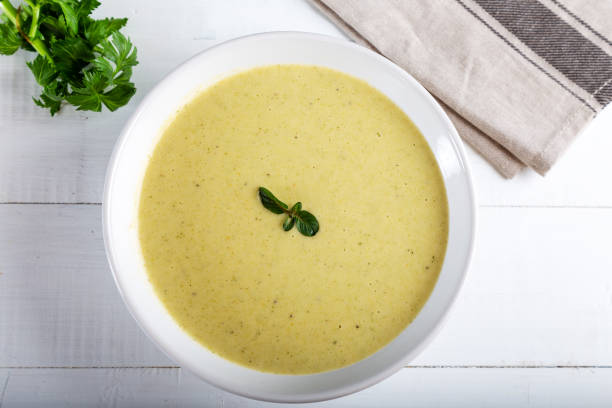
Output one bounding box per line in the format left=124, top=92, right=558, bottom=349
left=310, top=0, right=612, bottom=178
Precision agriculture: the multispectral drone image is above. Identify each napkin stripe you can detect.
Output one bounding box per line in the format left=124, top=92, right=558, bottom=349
left=455, top=0, right=596, bottom=112
left=598, top=81, right=612, bottom=104
left=474, top=0, right=612, bottom=107
left=549, top=0, right=612, bottom=48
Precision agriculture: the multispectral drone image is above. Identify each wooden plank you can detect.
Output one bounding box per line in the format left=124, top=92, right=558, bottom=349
left=0, top=204, right=611, bottom=368
left=468, top=104, right=612, bottom=207
left=2, top=367, right=612, bottom=407
left=0, top=205, right=171, bottom=367
left=414, top=205, right=612, bottom=366
left=1, top=0, right=612, bottom=206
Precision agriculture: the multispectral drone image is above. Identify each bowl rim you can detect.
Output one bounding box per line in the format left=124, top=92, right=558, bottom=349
left=102, top=31, right=477, bottom=403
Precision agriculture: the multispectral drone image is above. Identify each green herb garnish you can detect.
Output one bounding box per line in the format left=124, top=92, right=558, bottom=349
left=258, top=187, right=319, bottom=237
left=0, top=0, right=137, bottom=115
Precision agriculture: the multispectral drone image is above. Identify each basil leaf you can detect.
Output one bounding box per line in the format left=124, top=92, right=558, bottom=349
left=282, top=216, right=295, bottom=231
left=258, top=187, right=288, bottom=214
left=295, top=210, right=319, bottom=237
left=258, top=187, right=319, bottom=237
left=290, top=202, right=302, bottom=215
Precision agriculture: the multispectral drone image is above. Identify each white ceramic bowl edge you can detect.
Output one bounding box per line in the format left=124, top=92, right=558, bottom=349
left=102, top=31, right=477, bottom=403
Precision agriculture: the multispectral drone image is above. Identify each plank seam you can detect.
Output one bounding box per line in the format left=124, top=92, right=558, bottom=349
left=405, top=365, right=612, bottom=369
left=0, top=373, right=9, bottom=408
left=1, top=203, right=611, bottom=209
left=479, top=204, right=612, bottom=209
left=0, top=366, right=179, bottom=369
left=1, top=365, right=611, bottom=369
left=0, top=202, right=102, bottom=205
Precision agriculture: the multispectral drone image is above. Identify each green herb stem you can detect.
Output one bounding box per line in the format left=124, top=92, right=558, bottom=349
left=22, top=23, right=53, bottom=63
left=0, top=0, right=17, bottom=24
left=28, top=4, right=40, bottom=39
left=1, top=0, right=53, bottom=62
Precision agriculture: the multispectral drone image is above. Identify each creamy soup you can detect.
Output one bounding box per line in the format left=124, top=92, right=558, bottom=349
left=139, top=65, right=448, bottom=374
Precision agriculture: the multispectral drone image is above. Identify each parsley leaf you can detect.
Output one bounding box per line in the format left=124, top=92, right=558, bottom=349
left=51, top=37, right=93, bottom=78
left=0, top=22, right=21, bottom=54
left=49, top=0, right=78, bottom=35
left=26, top=54, right=58, bottom=86
left=84, top=17, right=126, bottom=45
left=39, top=15, right=68, bottom=38
left=66, top=70, right=106, bottom=111
left=0, top=0, right=138, bottom=115
left=75, top=0, right=100, bottom=19
left=33, top=79, right=68, bottom=115
left=96, top=31, right=137, bottom=74
left=101, top=83, right=136, bottom=111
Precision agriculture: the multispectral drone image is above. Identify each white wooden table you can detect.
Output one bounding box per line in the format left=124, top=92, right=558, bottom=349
left=1, top=1, right=612, bottom=406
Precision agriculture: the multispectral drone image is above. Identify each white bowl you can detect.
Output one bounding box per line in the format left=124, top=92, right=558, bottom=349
left=103, top=32, right=476, bottom=403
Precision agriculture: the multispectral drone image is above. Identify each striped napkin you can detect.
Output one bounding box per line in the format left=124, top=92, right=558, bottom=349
left=310, top=0, right=612, bottom=178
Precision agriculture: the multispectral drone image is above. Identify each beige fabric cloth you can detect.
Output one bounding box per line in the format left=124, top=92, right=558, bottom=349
left=310, top=0, right=612, bottom=178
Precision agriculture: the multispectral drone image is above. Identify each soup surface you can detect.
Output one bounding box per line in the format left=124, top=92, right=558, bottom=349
left=139, top=65, right=448, bottom=374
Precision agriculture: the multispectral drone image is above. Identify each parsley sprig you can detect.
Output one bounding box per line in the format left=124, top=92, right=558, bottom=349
left=0, top=0, right=137, bottom=115
left=258, top=187, right=319, bottom=237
